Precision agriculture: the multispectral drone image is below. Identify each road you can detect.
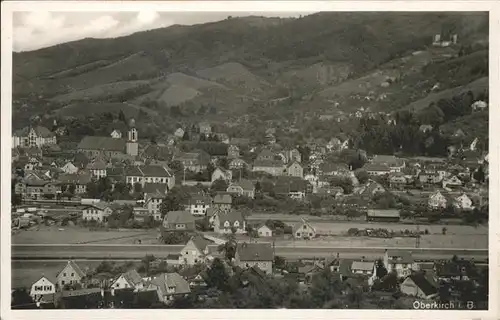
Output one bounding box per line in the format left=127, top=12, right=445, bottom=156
left=12, top=244, right=489, bottom=262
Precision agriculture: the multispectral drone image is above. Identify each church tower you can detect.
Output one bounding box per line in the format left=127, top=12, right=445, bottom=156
left=126, top=118, right=139, bottom=157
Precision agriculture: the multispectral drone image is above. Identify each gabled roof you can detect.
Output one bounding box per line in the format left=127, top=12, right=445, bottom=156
left=143, top=183, right=169, bottom=195
left=126, top=165, right=173, bottom=177
left=189, top=235, right=211, bottom=252
left=407, top=273, right=438, bottom=296
left=386, top=250, right=414, bottom=264
left=56, top=260, right=85, bottom=279
left=292, top=219, right=316, bottom=234
left=253, top=159, right=284, bottom=168
left=236, top=242, right=273, bottom=261
left=57, top=173, right=91, bottom=185
left=121, top=269, right=143, bottom=286
left=216, top=210, right=244, bottom=226
left=351, top=261, right=374, bottom=272
left=31, top=126, right=55, bottom=138
left=367, top=209, right=400, bottom=218
left=229, top=179, right=254, bottom=191
left=256, top=149, right=275, bottom=159
left=190, top=195, right=211, bottom=205
left=363, top=163, right=391, bottom=172
left=164, top=211, right=195, bottom=224
left=77, top=136, right=126, bottom=152
left=86, top=159, right=107, bottom=170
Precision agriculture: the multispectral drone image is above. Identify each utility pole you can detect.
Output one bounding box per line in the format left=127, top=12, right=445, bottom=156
left=415, top=224, right=420, bottom=248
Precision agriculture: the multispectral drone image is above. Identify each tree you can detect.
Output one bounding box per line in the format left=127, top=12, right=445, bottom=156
left=375, top=259, right=388, bottom=279
left=473, top=166, right=485, bottom=183
left=354, top=169, right=369, bottom=184
left=11, top=288, right=34, bottom=308
left=274, top=256, right=286, bottom=270
left=205, top=258, right=230, bottom=292
left=182, top=131, right=190, bottom=141
left=211, top=179, right=228, bottom=193
left=142, top=254, right=156, bottom=277
left=68, top=183, right=76, bottom=196
left=218, top=234, right=237, bottom=261
left=133, top=182, right=143, bottom=194
left=442, top=227, right=447, bottom=235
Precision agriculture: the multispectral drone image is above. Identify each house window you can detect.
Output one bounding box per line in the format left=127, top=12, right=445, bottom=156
left=296, top=233, right=301, bottom=237
left=61, top=281, right=65, bottom=285
left=71, top=273, right=74, bottom=276
left=63, top=273, right=66, bottom=276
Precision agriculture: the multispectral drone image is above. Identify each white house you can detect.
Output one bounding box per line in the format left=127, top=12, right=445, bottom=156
left=383, top=250, right=419, bottom=278
left=453, top=193, right=473, bottom=211
left=179, top=236, right=211, bottom=266
left=211, top=167, right=233, bottom=183
left=12, top=126, right=57, bottom=148
left=86, top=159, right=107, bottom=179
left=189, top=195, right=211, bottom=217
left=256, top=224, right=273, bottom=237
left=174, top=128, right=185, bottom=138
left=126, top=165, right=175, bottom=190
left=30, top=276, right=56, bottom=298
left=213, top=211, right=246, bottom=234
left=61, top=161, right=79, bottom=174
left=82, top=202, right=113, bottom=222
left=292, top=219, right=316, bottom=239
left=286, top=161, right=304, bottom=178
left=110, top=130, right=123, bottom=139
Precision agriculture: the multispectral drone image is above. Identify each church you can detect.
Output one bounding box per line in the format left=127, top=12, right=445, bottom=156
left=77, top=119, right=139, bottom=159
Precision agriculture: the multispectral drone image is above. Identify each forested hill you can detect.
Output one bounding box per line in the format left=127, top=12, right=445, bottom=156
left=12, top=12, right=489, bottom=154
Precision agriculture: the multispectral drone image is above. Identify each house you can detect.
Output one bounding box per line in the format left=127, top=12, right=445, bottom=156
left=442, top=175, right=462, bottom=189
left=30, top=276, right=56, bottom=299
left=162, top=211, right=196, bottom=232
left=227, top=145, right=240, bottom=159
left=363, top=163, right=391, bottom=176
left=366, top=209, right=400, bottom=222
left=213, top=210, right=246, bottom=234
left=142, top=186, right=167, bottom=221
left=111, top=270, right=144, bottom=291
left=256, top=224, right=273, bottom=237
left=383, top=250, right=418, bottom=278
left=19, top=179, right=59, bottom=200
left=419, top=124, right=433, bottom=133
left=234, top=242, right=274, bottom=275
left=358, top=180, right=386, bottom=199
left=206, top=207, right=220, bottom=228
left=174, top=150, right=210, bottom=173
left=174, top=128, right=185, bottom=139
left=453, top=193, right=473, bottom=211
left=140, top=144, right=173, bottom=162
left=286, top=161, right=304, bottom=178
left=255, top=149, right=276, bottom=162
left=82, top=202, right=113, bottom=223
left=211, top=167, right=233, bottom=183
left=198, top=122, right=212, bottom=135
left=125, top=165, right=175, bottom=189
left=471, top=100, right=488, bottom=111
left=215, top=133, right=230, bottom=144
left=58, top=173, right=91, bottom=195
left=180, top=236, right=212, bottom=266
left=212, top=193, right=232, bottom=212
left=316, top=185, right=344, bottom=198
left=61, top=162, right=79, bottom=174
left=284, top=148, right=302, bottom=163
left=401, top=274, right=438, bottom=299
left=12, top=126, right=57, bottom=148
left=77, top=121, right=139, bottom=158
left=434, top=260, right=476, bottom=282
left=326, top=138, right=342, bottom=152
left=228, top=158, right=248, bottom=170
left=292, top=219, right=316, bottom=239
left=418, top=171, right=443, bottom=185
left=110, top=129, right=123, bottom=139
left=86, top=159, right=107, bottom=179
left=274, top=177, right=309, bottom=200
left=388, top=172, right=408, bottom=189
left=189, top=195, right=211, bottom=216
left=350, top=261, right=376, bottom=277
left=252, top=160, right=285, bottom=176
left=146, top=273, right=191, bottom=303
left=227, top=179, right=255, bottom=199
left=318, top=162, right=350, bottom=176
left=56, top=261, right=85, bottom=288
left=230, top=138, right=251, bottom=148
left=428, top=191, right=447, bottom=209
left=371, top=155, right=405, bottom=173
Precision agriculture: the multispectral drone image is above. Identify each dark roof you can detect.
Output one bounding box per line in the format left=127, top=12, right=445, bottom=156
left=61, top=288, right=101, bottom=298
left=386, top=250, right=414, bottom=264
left=57, top=173, right=91, bottom=185
left=86, top=159, right=107, bottom=170
left=121, top=269, right=143, bottom=286
left=143, top=183, right=169, bottom=195
left=363, top=163, right=391, bottom=172
left=126, top=165, right=173, bottom=177
left=77, top=136, right=126, bottom=152
left=150, top=273, right=191, bottom=296
left=229, top=179, right=254, bottom=191
left=164, top=211, right=195, bottom=224
left=190, top=195, right=211, bottom=205
left=319, top=162, right=349, bottom=172
left=237, top=242, right=273, bottom=261
left=190, top=235, right=211, bottom=252
left=407, top=274, right=438, bottom=296
left=56, top=260, right=85, bottom=279
left=140, top=144, right=173, bottom=160
left=253, top=159, right=284, bottom=168
left=217, top=211, right=244, bottom=226
left=230, top=138, right=251, bottom=146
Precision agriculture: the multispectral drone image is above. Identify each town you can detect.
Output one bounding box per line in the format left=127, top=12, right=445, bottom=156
left=9, top=11, right=489, bottom=310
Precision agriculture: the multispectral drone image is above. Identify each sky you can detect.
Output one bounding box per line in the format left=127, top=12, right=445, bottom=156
left=13, top=11, right=308, bottom=52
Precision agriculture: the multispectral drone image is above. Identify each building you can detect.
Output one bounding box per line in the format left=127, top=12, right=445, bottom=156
left=211, top=167, right=233, bottom=183
left=442, top=175, right=462, bottom=189
left=388, top=173, right=408, bottom=189
left=110, top=130, right=123, bottom=139
left=418, top=171, right=443, bottom=185
left=227, top=145, right=240, bottom=159
left=371, top=155, right=405, bottom=173
left=174, top=128, right=185, bottom=139
left=86, top=159, right=107, bottom=180
left=162, top=211, right=196, bottom=232
left=428, top=191, right=447, bottom=209
left=318, top=162, right=351, bottom=176
left=363, top=163, right=391, bottom=176
left=17, top=179, right=59, bottom=200
left=252, top=160, right=285, bottom=176
left=180, top=236, right=212, bottom=266
left=366, top=209, right=401, bottom=223
left=400, top=274, right=438, bottom=299
left=286, top=161, right=304, bottom=178
left=292, top=219, right=316, bottom=239
left=255, top=149, right=275, bottom=162
left=213, top=210, right=246, bottom=234
left=82, top=202, right=113, bottom=223
left=212, top=193, right=232, bottom=212
left=358, top=180, right=386, bottom=199
left=228, top=158, right=248, bottom=170
left=227, top=180, right=255, bottom=199
left=125, top=165, right=175, bottom=189
left=12, top=126, right=57, bottom=148
left=30, top=276, right=56, bottom=299
left=142, top=186, right=167, bottom=221
left=284, top=148, right=301, bottom=163
left=350, top=261, right=376, bottom=277
left=58, top=173, right=91, bottom=195
left=198, top=122, right=212, bottom=135
left=77, top=119, right=138, bottom=158
left=174, top=151, right=210, bottom=173
left=453, top=193, right=473, bottom=211
left=56, top=261, right=85, bottom=288
left=146, top=273, right=191, bottom=303
left=111, top=270, right=144, bottom=291
left=256, top=224, right=273, bottom=237
left=189, top=195, right=211, bottom=217
left=383, top=250, right=419, bottom=278
left=234, top=242, right=274, bottom=275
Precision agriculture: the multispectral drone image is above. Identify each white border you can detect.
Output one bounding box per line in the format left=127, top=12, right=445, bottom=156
left=1, top=1, right=499, bottom=320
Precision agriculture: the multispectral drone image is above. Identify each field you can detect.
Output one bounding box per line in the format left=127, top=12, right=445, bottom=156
left=12, top=225, right=159, bottom=245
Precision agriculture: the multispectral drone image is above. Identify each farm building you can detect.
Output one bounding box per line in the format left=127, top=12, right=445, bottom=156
left=366, top=209, right=400, bottom=222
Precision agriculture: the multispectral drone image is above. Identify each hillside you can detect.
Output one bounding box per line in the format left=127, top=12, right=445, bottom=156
left=12, top=12, right=488, bottom=139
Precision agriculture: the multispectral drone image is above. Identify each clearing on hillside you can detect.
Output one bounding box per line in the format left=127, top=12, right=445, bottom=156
left=51, top=80, right=151, bottom=102
left=157, top=85, right=202, bottom=107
